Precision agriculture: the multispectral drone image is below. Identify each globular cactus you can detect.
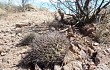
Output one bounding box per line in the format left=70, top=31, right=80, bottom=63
left=17, top=31, right=70, bottom=70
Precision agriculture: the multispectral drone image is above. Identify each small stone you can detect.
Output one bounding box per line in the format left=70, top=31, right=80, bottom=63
left=50, top=27, right=56, bottom=31
left=54, top=65, right=61, bottom=70
left=15, top=28, right=22, bottom=35
left=106, top=48, right=110, bottom=54
left=93, top=42, right=99, bottom=46
left=16, top=23, right=29, bottom=28
left=18, top=33, right=22, bottom=36
left=79, top=50, right=87, bottom=59
left=1, top=52, right=6, bottom=56
left=11, top=34, right=15, bottom=37
left=89, top=64, right=96, bottom=70
left=63, top=61, right=83, bottom=70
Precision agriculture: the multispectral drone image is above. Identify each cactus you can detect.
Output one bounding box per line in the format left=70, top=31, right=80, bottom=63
left=17, top=32, right=70, bottom=70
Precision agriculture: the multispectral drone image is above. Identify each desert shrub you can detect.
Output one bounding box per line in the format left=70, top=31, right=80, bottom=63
left=0, top=3, right=7, bottom=10
left=50, top=0, right=110, bottom=28
left=22, top=4, right=38, bottom=12
left=0, top=3, right=7, bottom=17
left=5, top=5, right=24, bottom=13
left=0, top=8, right=7, bottom=18
left=93, top=24, right=110, bottom=44
left=17, top=31, right=70, bottom=69
left=0, top=2, right=21, bottom=13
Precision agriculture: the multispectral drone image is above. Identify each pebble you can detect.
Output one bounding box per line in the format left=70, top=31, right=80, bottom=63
left=63, top=61, right=83, bottom=70
left=106, top=48, right=110, bottom=54
left=1, top=52, right=6, bottom=56
left=54, top=65, right=61, bottom=70
left=93, top=42, right=99, bottom=46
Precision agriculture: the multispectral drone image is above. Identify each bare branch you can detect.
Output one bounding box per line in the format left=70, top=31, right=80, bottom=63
left=49, top=0, right=110, bottom=27
left=76, top=0, right=86, bottom=16
left=58, top=0, right=76, bottom=14
left=84, top=0, right=90, bottom=11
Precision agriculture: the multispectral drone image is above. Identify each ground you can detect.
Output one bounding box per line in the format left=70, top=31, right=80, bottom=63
left=0, top=11, right=54, bottom=70
left=0, top=10, right=110, bottom=70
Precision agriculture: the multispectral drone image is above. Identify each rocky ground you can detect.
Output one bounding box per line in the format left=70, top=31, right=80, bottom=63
left=0, top=11, right=54, bottom=70
left=0, top=10, right=110, bottom=70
